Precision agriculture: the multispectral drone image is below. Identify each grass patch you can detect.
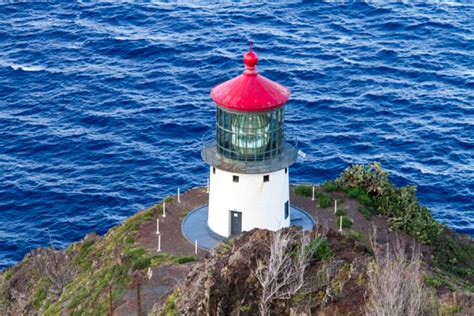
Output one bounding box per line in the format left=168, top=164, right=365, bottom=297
left=306, top=237, right=333, bottom=261
left=33, top=277, right=49, bottom=309
left=164, top=196, right=174, bottom=203
left=3, top=269, right=13, bottom=282
left=343, top=230, right=373, bottom=254
left=358, top=206, right=373, bottom=219
left=161, top=291, right=178, bottom=316
left=321, top=180, right=338, bottom=192
left=335, top=208, right=346, bottom=216
left=294, top=184, right=312, bottom=197
left=424, top=274, right=443, bottom=289
left=318, top=193, right=332, bottom=208
left=172, top=256, right=196, bottom=264
left=337, top=216, right=353, bottom=229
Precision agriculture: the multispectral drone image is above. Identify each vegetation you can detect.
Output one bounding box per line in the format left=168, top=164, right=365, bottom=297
left=321, top=180, right=338, bottom=192
left=161, top=291, right=178, bottom=316
left=0, top=200, right=197, bottom=315
left=294, top=184, right=312, bottom=197
left=366, top=234, right=428, bottom=316
left=337, top=215, right=353, bottom=229
left=334, top=162, right=474, bottom=279
left=254, top=230, right=316, bottom=316
left=32, top=278, right=48, bottom=309
left=318, top=193, right=331, bottom=208
left=335, top=208, right=346, bottom=216
left=293, top=184, right=332, bottom=208
left=305, top=237, right=333, bottom=261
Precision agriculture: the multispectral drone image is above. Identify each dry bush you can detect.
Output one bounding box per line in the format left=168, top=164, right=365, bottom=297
left=32, top=248, right=76, bottom=298
left=253, top=229, right=313, bottom=316
left=365, top=230, right=428, bottom=316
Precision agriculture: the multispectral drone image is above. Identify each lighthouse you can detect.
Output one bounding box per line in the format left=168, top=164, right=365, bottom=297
left=201, top=44, right=298, bottom=238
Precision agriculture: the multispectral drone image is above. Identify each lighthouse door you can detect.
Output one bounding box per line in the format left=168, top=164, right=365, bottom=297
left=230, top=211, right=242, bottom=235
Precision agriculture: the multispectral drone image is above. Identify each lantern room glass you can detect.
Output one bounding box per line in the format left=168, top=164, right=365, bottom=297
left=216, top=107, right=284, bottom=161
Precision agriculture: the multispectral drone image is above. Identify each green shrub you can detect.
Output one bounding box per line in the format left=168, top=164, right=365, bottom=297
left=335, top=162, right=474, bottom=278
left=347, top=187, right=365, bottom=199
left=335, top=208, right=346, bottom=216
left=358, top=206, right=374, bottom=219
left=430, top=232, right=474, bottom=278
left=125, top=247, right=145, bottom=260
left=318, top=193, right=332, bottom=208
left=337, top=216, right=353, bottom=229
left=294, top=185, right=313, bottom=197
left=356, top=193, right=372, bottom=206
left=131, top=257, right=151, bottom=270
left=172, top=256, right=196, bottom=264
left=305, top=237, right=333, bottom=261
left=336, top=162, right=389, bottom=196
left=321, top=180, right=338, bottom=192
left=125, top=247, right=151, bottom=270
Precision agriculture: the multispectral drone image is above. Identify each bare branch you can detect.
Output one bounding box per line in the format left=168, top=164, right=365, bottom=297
left=253, top=229, right=313, bottom=316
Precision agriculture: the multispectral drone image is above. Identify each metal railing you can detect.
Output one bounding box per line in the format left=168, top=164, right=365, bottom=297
left=201, top=131, right=299, bottom=174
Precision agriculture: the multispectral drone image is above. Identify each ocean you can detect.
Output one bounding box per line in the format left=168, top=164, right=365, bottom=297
left=0, top=1, right=473, bottom=269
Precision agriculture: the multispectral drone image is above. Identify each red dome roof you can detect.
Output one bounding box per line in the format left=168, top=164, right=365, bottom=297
left=210, top=44, right=290, bottom=112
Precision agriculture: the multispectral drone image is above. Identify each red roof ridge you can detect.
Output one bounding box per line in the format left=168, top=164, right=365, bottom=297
left=210, top=43, right=290, bottom=112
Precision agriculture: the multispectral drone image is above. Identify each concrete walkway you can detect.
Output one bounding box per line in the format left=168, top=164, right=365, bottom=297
left=182, top=205, right=316, bottom=249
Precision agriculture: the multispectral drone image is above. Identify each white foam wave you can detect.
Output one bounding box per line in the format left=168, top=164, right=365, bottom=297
left=10, top=63, right=46, bottom=72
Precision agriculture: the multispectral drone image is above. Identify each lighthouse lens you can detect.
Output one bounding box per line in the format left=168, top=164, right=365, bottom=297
left=216, top=108, right=284, bottom=160
left=231, top=115, right=269, bottom=156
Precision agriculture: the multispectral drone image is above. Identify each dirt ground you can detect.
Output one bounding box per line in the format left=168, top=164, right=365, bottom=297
left=114, top=184, right=430, bottom=315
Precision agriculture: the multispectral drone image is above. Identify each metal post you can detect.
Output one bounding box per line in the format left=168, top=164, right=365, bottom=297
left=334, top=199, right=337, bottom=215
left=162, top=202, right=166, bottom=218
left=157, top=234, right=161, bottom=252
left=177, top=187, right=181, bottom=203
left=339, top=215, right=343, bottom=232
left=195, top=240, right=198, bottom=255
left=311, top=185, right=315, bottom=201
left=156, top=218, right=160, bottom=235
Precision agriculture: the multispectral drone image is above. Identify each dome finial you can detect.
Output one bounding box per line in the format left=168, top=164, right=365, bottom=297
left=243, top=40, right=258, bottom=75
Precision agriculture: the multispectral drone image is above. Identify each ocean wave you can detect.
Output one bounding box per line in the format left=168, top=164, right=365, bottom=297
left=0, top=1, right=472, bottom=270
left=10, top=63, right=46, bottom=72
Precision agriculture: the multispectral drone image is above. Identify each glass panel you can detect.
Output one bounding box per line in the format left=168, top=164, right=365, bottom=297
left=215, top=107, right=284, bottom=161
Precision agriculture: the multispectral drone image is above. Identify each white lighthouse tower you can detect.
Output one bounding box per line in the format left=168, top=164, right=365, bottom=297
left=202, top=44, right=298, bottom=238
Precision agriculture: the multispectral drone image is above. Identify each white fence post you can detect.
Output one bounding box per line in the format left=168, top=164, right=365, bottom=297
left=157, top=234, right=161, bottom=252
left=194, top=240, right=198, bottom=255
left=177, top=188, right=181, bottom=203
left=334, top=199, right=337, bottom=215
left=156, top=218, right=160, bottom=235
left=162, top=201, right=166, bottom=218
left=311, top=185, right=315, bottom=201
left=339, top=215, right=343, bottom=232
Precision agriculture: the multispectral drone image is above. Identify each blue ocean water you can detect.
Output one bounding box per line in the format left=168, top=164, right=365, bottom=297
left=0, top=2, right=473, bottom=269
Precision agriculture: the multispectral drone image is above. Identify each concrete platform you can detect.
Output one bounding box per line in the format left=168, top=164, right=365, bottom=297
left=181, top=205, right=316, bottom=250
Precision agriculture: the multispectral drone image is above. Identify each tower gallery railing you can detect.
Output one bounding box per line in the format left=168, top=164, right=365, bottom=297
left=201, top=131, right=299, bottom=174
